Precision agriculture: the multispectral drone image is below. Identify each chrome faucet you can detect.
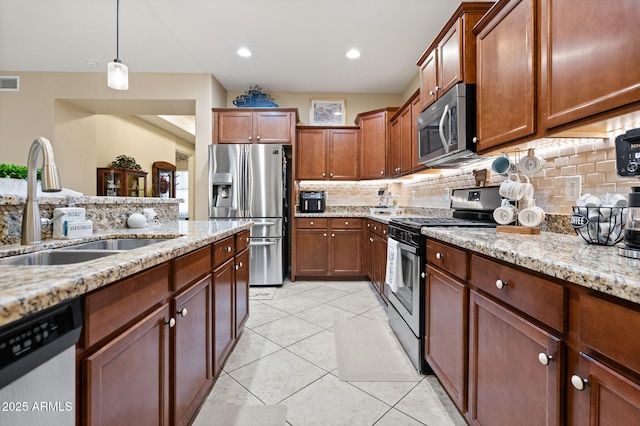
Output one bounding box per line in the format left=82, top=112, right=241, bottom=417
left=21, top=137, right=61, bottom=245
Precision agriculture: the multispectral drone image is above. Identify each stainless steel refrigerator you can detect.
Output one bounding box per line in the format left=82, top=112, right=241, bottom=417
left=209, top=144, right=286, bottom=286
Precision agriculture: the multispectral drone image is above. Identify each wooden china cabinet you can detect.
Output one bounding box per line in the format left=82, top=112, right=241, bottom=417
left=97, top=168, right=147, bottom=197
left=152, top=161, right=176, bottom=198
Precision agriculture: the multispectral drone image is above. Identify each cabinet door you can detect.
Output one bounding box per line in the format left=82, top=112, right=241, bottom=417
left=83, top=305, right=170, bottom=426
left=215, top=111, right=253, bottom=144
left=390, top=117, right=401, bottom=177
left=476, top=0, right=536, bottom=151
left=253, top=111, right=294, bottom=144
left=410, top=94, right=426, bottom=173
left=425, top=266, right=467, bottom=413
left=172, top=276, right=213, bottom=426
left=438, top=21, right=462, bottom=95
left=295, top=229, right=328, bottom=275
left=213, top=258, right=235, bottom=375
left=328, top=128, right=360, bottom=180
left=420, top=50, right=438, bottom=110
left=235, top=248, right=250, bottom=336
left=296, top=128, right=327, bottom=180
left=399, top=106, right=413, bottom=175
left=330, top=229, right=362, bottom=275
left=541, top=0, right=640, bottom=129
left=567, top=350, right=640, bottom=426
left=468, top=290, right=561, bottom=425
left=360, top=112, right=388, bottom=179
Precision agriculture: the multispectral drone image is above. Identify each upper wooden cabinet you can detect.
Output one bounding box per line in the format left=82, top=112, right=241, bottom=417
left=296, top=126, right=359, bottom=180
left=390, top=90, right=422, bottom=178
left=417, top=2, right=494, bottom=111
left=540, top=0, right=640, bottom=130
left=474, top=0, right=538, bottom=151
left=212, top=108, right=297, bottom=144
left=355, top=107, right=398, bottom=179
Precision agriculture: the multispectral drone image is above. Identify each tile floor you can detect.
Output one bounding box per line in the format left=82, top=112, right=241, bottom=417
left=193, top=280, right=467, bottom=426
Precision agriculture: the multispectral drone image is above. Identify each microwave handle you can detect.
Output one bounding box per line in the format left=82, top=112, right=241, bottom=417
left=438, top=104, right=451, bottom=153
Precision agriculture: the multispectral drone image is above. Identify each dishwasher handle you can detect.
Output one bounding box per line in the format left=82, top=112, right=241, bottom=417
left=249, top=240, right=276, bottom=247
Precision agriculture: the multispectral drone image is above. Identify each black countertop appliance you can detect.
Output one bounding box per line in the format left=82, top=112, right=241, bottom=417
left=299, top=191, right=326, bottom=213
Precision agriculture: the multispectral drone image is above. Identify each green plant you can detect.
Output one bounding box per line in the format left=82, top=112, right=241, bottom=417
left=108, top=155, right=142, bottom=171
left=0, top=164, right=41, bottom=180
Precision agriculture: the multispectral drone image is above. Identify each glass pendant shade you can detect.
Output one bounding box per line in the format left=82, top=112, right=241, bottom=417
left=107, top=60, right=128, bottom=90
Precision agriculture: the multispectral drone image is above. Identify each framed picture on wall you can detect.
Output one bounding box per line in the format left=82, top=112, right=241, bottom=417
left=310, top=99, right=346, bottom=126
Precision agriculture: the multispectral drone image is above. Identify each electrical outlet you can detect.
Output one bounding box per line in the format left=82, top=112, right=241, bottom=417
left=566, top=176, right=581, bottom=201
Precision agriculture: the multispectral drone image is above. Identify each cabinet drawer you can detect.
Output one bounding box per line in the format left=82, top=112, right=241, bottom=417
left=368, top=221, right=388, bottom=238
left=235, top=230, right=250, bottom=252
left=469, top=254, right=566, bottom=333
left=296, top=218, right=328, bottom=229
left=330, top=218, right=362, bottom=229
left=213, top=236, right=235, bottom=268
left=172, top=245, right=212, bottom=292
left=580, top=293, right=640, bottom=375
left=81, top=263, right=171, bottom=349
left=427, top=239, right=468, bottom=280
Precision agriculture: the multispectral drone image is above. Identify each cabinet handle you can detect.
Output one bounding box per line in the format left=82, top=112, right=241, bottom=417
left=178, top=307, right=188, bottom=317
left=571, top=375, right=588, bottom=391
left=166, top=318, right=176, bottom=328
left=495, top=279, right=508, bottom=290
left=435, top=252, right=444, bottom=260
left=256, top=135, right=260, bottom=140
left=538, top=353, right=553, bottom=366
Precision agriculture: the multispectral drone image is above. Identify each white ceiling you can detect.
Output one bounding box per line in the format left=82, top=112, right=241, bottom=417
left=0, top=0, right=490, bottom=94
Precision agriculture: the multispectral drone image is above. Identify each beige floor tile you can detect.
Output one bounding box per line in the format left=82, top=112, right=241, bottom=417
left=323, top=280, right=373, bottom=293
left=394, top=379, right=462, bottom=426
left=252, top=315, right=324, bottom=347
left=263, top=293, right=322, bottom=314
left=229, top=350, right=326, bottom=405
left=244, top=303, right=290, bottom=329
left=361, top=305, right=389, bottom=322
left=201, top=374, right=264, bottom=406
left=294, top=303, right=356, bottom=329
left=298, top=286, right=352, bottom=303
left=286, top=330, right=337, bottom=372
left=327, top=288, right=381, bottom=314
left=222, top=329, right=282, bottom=372
left=373, top=408, right=426, bottom=426
left=347, top=378, right=422, bottom=406
left=281, top=374, right=391, bottom=426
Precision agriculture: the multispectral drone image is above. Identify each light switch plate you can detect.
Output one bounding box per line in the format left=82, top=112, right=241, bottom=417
left=566, top=176, right=581, bottom=201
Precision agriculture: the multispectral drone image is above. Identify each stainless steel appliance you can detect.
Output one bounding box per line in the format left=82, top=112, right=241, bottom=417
left=386, top=186, right=501, bottom=372
left=299, top=191, right=326, bottom=213
left=614, top=128, right=640, bottom=258
left=417, top=83, right=477, bottom=167
left=209, top=144, right=286, bottom=286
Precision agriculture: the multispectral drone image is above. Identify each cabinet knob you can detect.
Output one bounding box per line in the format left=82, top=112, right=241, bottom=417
left=383, top=230, right=386, bottom=234
left=249, top=136, right=252, bottom=141
left=571, top=375, right=588, bottom=391
left=234, top=264, right=239, bottom=270
left=380, top=171, right=384, bottom=175
left=472, top=137, right=478, bottom=144
left=331, top=233, right=335, bottom=237
left=330, top=173, right=334, bottom=177
left=429, top=91, right=435, bottom=96
left=421, top=272, right=426, bottom=279
left=345, top=221, right=349, bottom=226
left=322, top=173, right=326, bottom=177
left=178, top=307, right=188, bottom=317
left=495, top=279, right=508, bottom=290
left=367, top=223, right=371, bottom=228
left=310, top=221, right=314, bottom=225
left=245, top=237, right=250, bottom=242
left=225, top=246, right=233, bottom=253
left=435, top=252, right=444, bottom=260
left=538, top=353, right=553, bottom=366
left=435, top=85, right=440, bottom=91
left=256, top=135, right=260, bottom=140
left=166, top=318, right=176, bottom=328
left=323, top=233, right=327, bottom=237
left=370, top=237, right=374, bottom=242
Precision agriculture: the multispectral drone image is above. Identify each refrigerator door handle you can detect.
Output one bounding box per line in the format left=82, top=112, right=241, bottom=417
left=249, top=240, right=277, bottom=247
left=253, top=221, right=277, bottom=227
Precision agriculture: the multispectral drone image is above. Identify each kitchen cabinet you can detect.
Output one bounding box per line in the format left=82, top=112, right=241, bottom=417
left=212, top=108, right=297, bottom=144
left=365, top=219, right=388, bottom=302
left=96, top=167, right=147, bottom=197
left=390, top=90, right=425, bottom=177
left=152, top=161, right=176, bottom=198
left=234, top=231, right=250, bottom=336
left=417, top=2, right=493, bottom=111
left=424, top=239, right=469, bottom=413
left=540, top=0, right=640, bottom=131
left=212, top=235, right=236, bottom=376
left=293, top=218, right=362, bottom=279
left=296, top=127, right=359, bottom=180
left=172, top=276, right=212, bottom=426
left=468, top=289, right=562, bottom=425
left=474, top=0, right=538, bottom=151
left=410, top=94, right=426, bottom=173
left=356, top=108, right=398, bottom=179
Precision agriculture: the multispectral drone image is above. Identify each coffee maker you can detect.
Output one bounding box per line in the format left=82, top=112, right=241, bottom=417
left=615, top=128, right=640, bottom=258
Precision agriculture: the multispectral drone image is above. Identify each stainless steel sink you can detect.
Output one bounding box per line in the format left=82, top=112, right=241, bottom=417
left=0, top=250, right=119, bottom=266
left=59, top=238, right=174, bottom=251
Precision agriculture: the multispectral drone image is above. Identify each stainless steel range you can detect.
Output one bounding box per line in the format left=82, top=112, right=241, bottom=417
left=386, top=186, right=501, bottom=372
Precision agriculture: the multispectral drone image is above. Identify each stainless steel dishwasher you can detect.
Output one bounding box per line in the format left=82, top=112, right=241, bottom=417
left=0, top=298, right=82, bottom=426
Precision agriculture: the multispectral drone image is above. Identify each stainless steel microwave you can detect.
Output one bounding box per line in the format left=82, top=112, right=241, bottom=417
left=417, top=83, right=477, bottom=167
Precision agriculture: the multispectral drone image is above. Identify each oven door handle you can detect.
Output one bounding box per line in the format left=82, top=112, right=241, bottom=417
left=389, top=236, right=418, bottom=255
left=438, top=104, right=451, bottom=153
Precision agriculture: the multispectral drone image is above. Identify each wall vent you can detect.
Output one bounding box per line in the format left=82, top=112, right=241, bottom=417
left=0, top=76, right=20, bottom=91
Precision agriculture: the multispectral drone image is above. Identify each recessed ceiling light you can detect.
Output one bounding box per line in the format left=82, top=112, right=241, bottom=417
left=85, top=60, right=99, bottom=69
left=237, top=48, right=252, bottom=58
left=346, top=49, right=361, bottom=59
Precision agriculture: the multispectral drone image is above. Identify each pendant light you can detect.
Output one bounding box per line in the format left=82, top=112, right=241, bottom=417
left=107, top=0, right=128, bottom=90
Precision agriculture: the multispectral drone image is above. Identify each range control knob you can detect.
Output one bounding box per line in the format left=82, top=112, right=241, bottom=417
left=628, top=162, right=638, bottom=173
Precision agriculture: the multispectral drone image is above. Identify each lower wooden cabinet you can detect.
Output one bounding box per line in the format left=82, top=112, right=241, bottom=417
left=213, top=257, right=235, bottom=376
left=468, top=289, right=562, bottom=425
left=567, top=350, right=640, bottom=426
left=425, top=266, right=467, bottom=413
left=235, top=247, right=250, bottom=336
left=172, top=276, right=213, bottom=426
left=365, top=219, right=388, bottom=303
left=83, top=304, right=171, bottom=426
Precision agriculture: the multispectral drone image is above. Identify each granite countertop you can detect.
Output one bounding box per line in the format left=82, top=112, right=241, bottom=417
left=0, top=220, right=252, bottom=327
left=423, top=227, right=640, bottom=305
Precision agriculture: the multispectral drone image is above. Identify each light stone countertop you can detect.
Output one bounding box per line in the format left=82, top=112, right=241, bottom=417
left=422, top=227, right=640, bottom=305
left=0, top=220, right=252, bottom=327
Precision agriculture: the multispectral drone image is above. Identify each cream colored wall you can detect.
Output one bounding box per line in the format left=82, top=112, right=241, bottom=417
left=225, top=91, right=404, bottom=125
left=0, top=71, right=221, bottom=220
left=400, top=72, right=420, bottom=102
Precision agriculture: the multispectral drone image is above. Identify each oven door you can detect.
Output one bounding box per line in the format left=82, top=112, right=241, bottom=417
left=386, top=237, right=422, bottom=337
